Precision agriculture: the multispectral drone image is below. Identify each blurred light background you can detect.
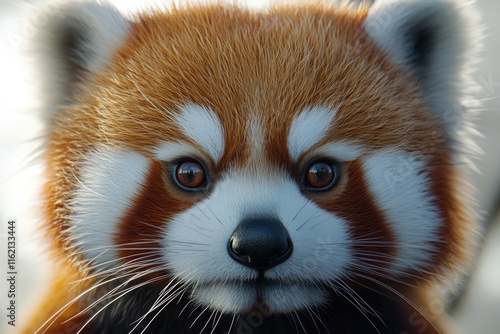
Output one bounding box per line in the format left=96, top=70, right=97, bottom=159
left=0, top=0, right=498, bottom=333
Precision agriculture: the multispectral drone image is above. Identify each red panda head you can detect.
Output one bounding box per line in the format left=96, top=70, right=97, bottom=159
left=34, top=0, right=480, bottom=324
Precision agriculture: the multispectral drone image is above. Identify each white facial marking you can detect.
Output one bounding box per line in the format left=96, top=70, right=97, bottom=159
left=70, top=147, right=149, bottom=266
left=153, top=141, right=201, bottom=161
left=262, top=283, right=326, bottom=313
left=287, top=106, right=338, bottom=161
left=162, top=169, right=352, bottom=313
left=313, top=141, right=365, bottom=162
left=363, top=149, right=441, bottom=273
left=174, top=104, right=225, bottom=162
left=193, top=284, right=257, bottom=314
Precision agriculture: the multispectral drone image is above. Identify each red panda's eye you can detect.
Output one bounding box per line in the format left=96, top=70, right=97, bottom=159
left=304, top=161, right=340, bottom=191
left=175, top=161, right=206, bottom=189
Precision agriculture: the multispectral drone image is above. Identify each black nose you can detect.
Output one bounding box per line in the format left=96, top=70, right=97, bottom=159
left=228, top=218, right=293, bottom=271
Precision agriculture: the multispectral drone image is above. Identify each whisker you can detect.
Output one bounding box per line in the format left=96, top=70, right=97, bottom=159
left=227, top=314, right=236, bottom=334
left=131, top=284, right=187, bottom=334
left=74, top=275, right=166, bottom=334
left=209, top=310, right=224, bottom=334
left=190, top=305, right=211, bottom=330
left=354, top=273, right=443, bottom=334
left=290, top=199, right=311, bottom=224
left=293, top=310, right=307, bottom=333
left=70, top=265, right=166, bottom=320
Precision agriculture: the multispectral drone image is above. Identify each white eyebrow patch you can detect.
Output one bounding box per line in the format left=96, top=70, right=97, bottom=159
left=313, top=141, right=365, bottom=162
left=153, top=141, right=201, bottom=161
left=287, top=106, right=338, bottom=161
left=174, top=104, right=225, bottom=162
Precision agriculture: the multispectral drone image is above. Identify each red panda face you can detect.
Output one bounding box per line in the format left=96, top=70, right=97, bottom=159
left=35, top=0, right=480, bottom=330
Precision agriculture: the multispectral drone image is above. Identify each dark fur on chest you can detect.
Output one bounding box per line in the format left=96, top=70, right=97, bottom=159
left=84, top=285, right=426, bottom=334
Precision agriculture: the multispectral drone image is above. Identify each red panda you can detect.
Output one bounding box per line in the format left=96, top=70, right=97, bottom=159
left=22, top=0, right=482, bottom=333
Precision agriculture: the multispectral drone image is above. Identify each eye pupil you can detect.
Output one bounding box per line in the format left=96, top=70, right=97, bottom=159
left=176, top=161, right=206, bottom=189
left=305, top=161, right=337, bottom=190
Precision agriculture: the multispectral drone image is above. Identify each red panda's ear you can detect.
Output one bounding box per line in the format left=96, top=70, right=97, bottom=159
left=365, top=0, right=482, bottom=131
left=31, top=1, right=130, bottom=123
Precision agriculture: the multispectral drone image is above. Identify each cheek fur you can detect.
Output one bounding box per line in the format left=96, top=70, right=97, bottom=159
left=116, top=159, right=198, bottom=276
left=311, top=159, right=398, bottom=278
left=70, top=147, right=150, bottom=266
left=362, top=149, right=442, bottom=275
left=70, top=146, right=200, bottom=276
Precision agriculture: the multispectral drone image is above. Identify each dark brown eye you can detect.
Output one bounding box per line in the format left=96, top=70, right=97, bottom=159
left=175, top=161, right=206, bottom=189
left=304, top=161, right=339, bottom=191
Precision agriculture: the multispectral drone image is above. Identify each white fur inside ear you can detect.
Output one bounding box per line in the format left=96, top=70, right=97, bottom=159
left=65, top=2, right=131, bottom=73
left=365, top=0, right=481, bottom=129
left=33, top=1, right=130, bottom=122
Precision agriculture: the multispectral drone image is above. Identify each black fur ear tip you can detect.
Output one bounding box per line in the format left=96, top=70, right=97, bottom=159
left=406, top=23, right=439, bottom=77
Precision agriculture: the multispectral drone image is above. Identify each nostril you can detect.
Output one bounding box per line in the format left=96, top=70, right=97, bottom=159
left=228, top=218, right=293, bottom=271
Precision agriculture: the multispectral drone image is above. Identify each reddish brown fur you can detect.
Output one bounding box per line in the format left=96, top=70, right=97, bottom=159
left=25, top=3, right=472, bottom=333
left=312, top=160, right=398, bottom=277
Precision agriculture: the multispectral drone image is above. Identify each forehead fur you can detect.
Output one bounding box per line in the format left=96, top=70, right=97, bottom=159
left=55, top=3, right=443, bottom=166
